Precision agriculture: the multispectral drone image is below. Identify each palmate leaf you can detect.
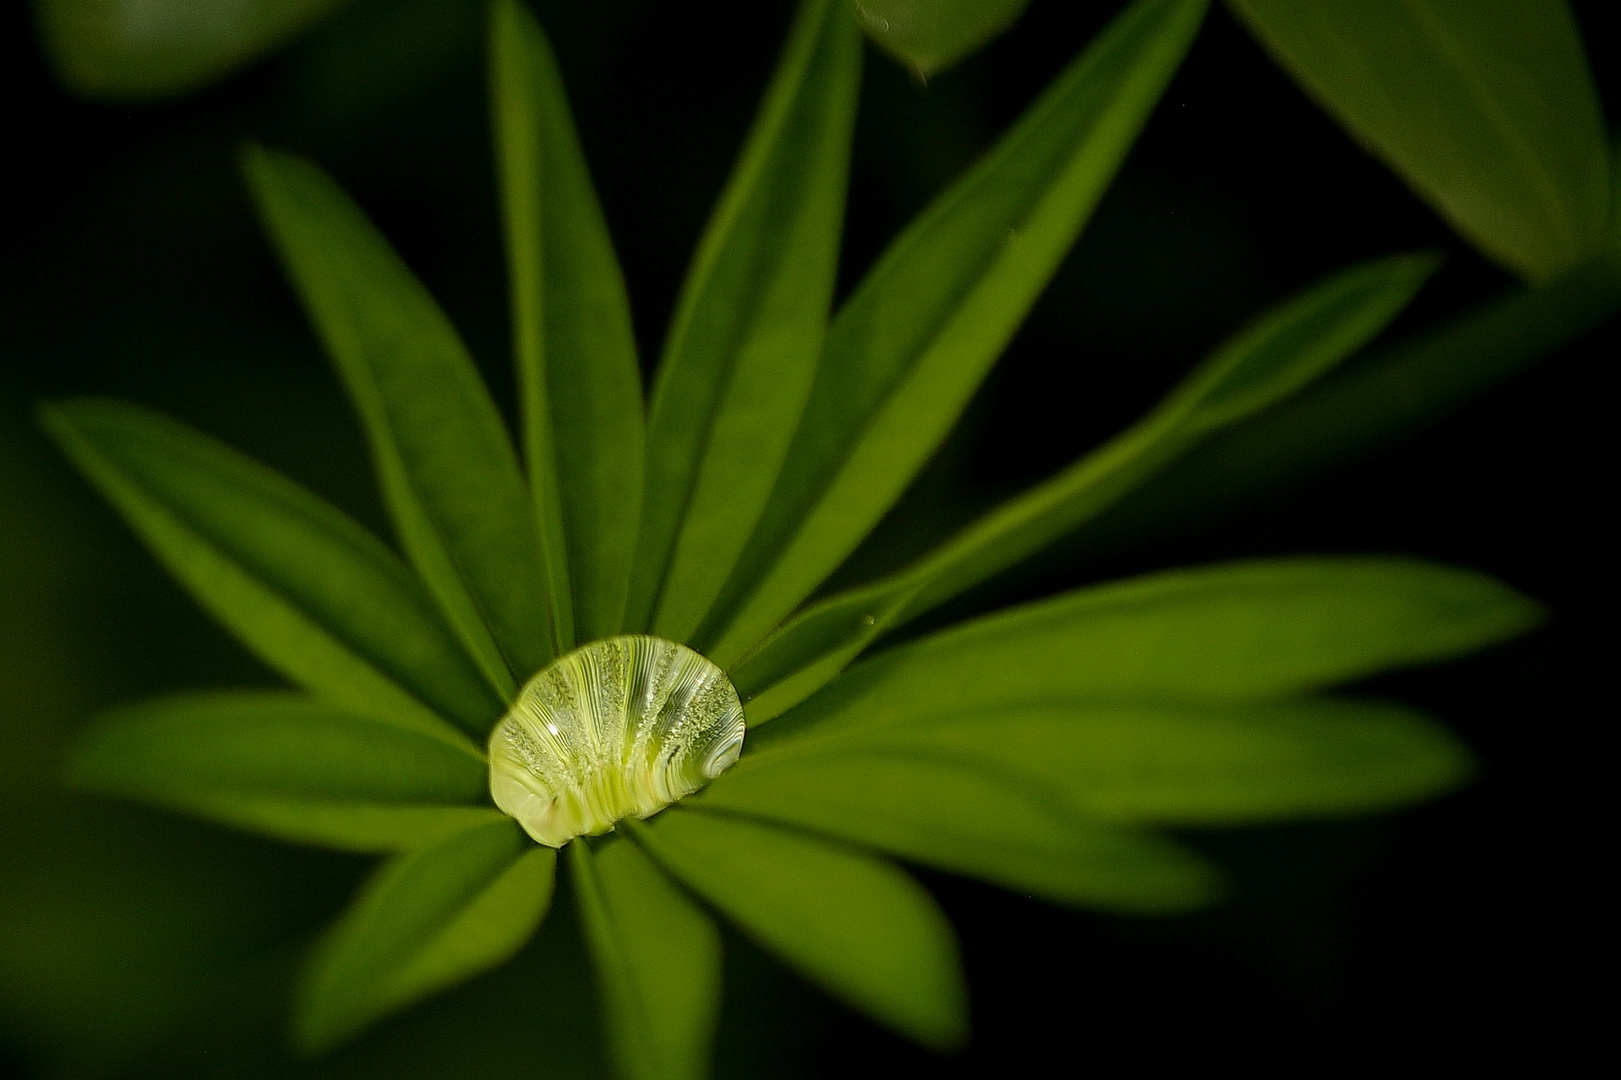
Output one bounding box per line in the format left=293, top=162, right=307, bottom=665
left=750, top=558, right=1539, bottom=741
left=692, top=752, right=1219, bottom=913
left=1230, top=0, right=1611, bottom=282
left=629, top=809, right=967, bottom=1052
left=624, top=0, right=862, bottom=644
left=753, top=700, right=1473, bottom=825
left=71, top=692, right=497, bottom=852
left=700, top=0, right=1210, bottom=669
left=40, top=400, right=498, bottom=742
left=246, top=146, right=550, bottom=699
left=571, top=838, right=721, bottom=1080
left=732, top=253, right=1440, bottom=717
left=855, top=0, right=1034, bottom=78
left=296, top=818, right=555, bottom=1054
left=491, top=0, right=645, bottom=648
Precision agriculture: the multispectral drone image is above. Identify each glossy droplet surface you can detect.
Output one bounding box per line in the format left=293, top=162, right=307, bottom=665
left=488, top=636, right=745, bottom=846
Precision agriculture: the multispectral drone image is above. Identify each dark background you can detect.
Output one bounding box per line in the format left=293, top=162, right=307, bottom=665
left=2, top=1, right=1613, bottom=1076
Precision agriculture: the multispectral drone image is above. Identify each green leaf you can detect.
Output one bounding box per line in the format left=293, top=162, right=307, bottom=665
left=758, top=700, right=1474, bottom=824
left=40, top=400, right=498, bottom=743
left=245, top=146, right=550, bottom=700
left=701, top=0, right=1210, bottom=668
left=491, top=0, right=646, bottom=648
left=1229, top=0, right=1611, bottom=281
left=751, top=558, right=1538, bottom=736
left=1078, top=250, right=1621, bottom=560
left=623, top=0, right=863, bottom=644
left=570, top=838, right=721, bottom=1080
left=855, top=0, right=1033, bottom=78
left=694, top=751, right=1219, bottom=913
left=33, top=0, right=350, bottom=101
left=295, top=819, right=554, bottom=1053
left=629, top=809, right=966, bottom=1051
left=732, top=253, right=1440, bottom=718
left=71, top=691, right=498, bottom=852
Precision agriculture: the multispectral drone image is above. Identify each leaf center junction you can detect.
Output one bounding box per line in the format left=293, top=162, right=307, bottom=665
left=487, top=636, right=745, bottom=846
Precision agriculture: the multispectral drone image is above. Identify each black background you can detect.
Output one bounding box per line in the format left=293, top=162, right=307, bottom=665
left=1, top=1, right=1613, bottom=1076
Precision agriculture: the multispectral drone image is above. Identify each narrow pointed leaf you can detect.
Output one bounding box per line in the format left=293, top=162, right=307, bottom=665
left=1076, top=249, right=1621, bottom=562
left=694, top=751, right=1219, bottom=913
left=856, top=0, right=1033, bottom=78
left=760, top=700, right=1474, bottom=824
left=41, top=400, right=499, bottom=742
left=71, top=692, right=497, bottom=852
left=296, top=819, right=554, bottom=1053
left=492, top=0, right=645, bottom=647
left=630, top=809, right=966, bottom=1050
left=246, top=146, right=549, bottom=698
left=35, top=0, right=349, bottom=102
left=733, top=253, right=1440, bottom=717
left=704, top=0, right=1210, bottom=666
left=570, top=838, right=721, bottom=1080
left=624, top=0, right=863, bottom=643
left=752, top=558, right=1538, bottom=741
left=1230, top=0, right=1610, bottom=281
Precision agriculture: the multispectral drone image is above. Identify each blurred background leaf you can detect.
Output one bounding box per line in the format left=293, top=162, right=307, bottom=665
left=34, top=0, right=356, bottom=101
left=1228, top=0, right=1611, bottom=282
left=855, top=0, right=1034, bottom=78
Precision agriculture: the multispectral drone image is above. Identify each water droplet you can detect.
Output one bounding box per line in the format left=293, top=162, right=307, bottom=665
left=488, top=636, right=745, bottom=847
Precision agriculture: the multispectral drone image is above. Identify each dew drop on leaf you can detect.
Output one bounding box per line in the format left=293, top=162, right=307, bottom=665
left=488, top=636, right=745, bottom=846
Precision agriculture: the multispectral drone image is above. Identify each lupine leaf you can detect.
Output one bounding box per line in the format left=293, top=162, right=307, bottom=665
left=629, top=809, right=966, bottom=1051
left=295, top=819, right=554, bottom=1053
left=701, top=0, right=1210, bottom=668
left=749, top=558, right=1538, bottom=738
left=570, top=838, right=721, bottom=1080
left=757, top=700, right=1474, bottom=824
left=40, top=400, right=498, bottom=743
left=1073, top=249, right=1621, bottom=561
left=732, top=253, right=1439, bottom=718
left=623, top=0, right=862, bottom=644
left=1230, top=0, right=1611, bottom=281
left=70, top=691, right=496, bottom=852
left=34, top=0, right=349, bottom=102
left=693, top=751, right=1219, bottom=912
left=855, top=0, right=1033, bottom=78
left=491, top=0, right=645, bottom=648
left=245, top=146, right=549, bottom=699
